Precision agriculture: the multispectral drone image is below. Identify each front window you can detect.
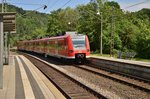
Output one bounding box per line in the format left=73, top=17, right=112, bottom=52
left=72, top=39, right=86, bottom=49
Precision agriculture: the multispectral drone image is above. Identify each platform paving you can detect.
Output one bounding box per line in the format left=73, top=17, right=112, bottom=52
left=0, top=55, right=65, bottom=99
left=91, top=55, right=150, bottom=67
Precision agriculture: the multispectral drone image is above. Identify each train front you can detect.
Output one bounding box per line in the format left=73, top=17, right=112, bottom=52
left=67, top=33, right=90, bottom=63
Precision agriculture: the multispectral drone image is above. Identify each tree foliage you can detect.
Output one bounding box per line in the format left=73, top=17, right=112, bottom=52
left=46, top=1, right=150, bottom=58
left=47, top=7, right=79, bottom=36
left=0, top=1, right=150, bottom=59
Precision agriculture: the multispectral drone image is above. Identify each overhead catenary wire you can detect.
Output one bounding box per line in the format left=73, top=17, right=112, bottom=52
left=44, top=0, right=72, bottom=13
left=7, top=1, right=48, bottom=13
left=7, top=2, right=44, bottom=6
left=61, top=0, right=72, bottom=8
left=44, top=0, right=61, bottom=13
left=124, top=0, right=150, bottom=9
left=16, top=5, right=47, bottom=18
left=80, top=0, right=150, bottom=23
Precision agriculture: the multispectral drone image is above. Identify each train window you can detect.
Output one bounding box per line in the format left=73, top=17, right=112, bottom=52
left=72, top=39, right=86, bottom=49
left=64, top=39, right=66, bottom=45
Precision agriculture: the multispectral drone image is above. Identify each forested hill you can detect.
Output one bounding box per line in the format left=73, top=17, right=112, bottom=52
left=0, top=4, right=49, bottom=44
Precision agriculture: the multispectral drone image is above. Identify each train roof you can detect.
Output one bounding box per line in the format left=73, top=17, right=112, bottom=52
left=19, top=32, right=86, bottom=43
left=20, top=35, right=69, bottom=43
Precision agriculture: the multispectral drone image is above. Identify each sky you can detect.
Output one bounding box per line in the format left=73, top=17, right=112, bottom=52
left=1, top=0, right=150, bottom=13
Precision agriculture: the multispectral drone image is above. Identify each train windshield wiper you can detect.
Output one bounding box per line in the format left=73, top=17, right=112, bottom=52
left=74, top=45, right=85, bottom=48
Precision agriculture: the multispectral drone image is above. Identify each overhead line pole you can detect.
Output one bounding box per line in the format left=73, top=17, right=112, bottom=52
left=100, top=11, right=103, bottom=55
left=0, top=0, right=4, bottom=88
left=0, top=14, right=3, bottom=89
left=2, top=0, right=4, bottom=12
left=4, top=0, right=7, bottom=64
left=110, top=6, right=114, bottom=57
left=96, top=0, right=103, bottom=55
left=2, top=0, right=9, bottom=65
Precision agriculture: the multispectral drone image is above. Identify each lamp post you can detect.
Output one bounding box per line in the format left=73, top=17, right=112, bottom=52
left=68, top=21, right=71, bottom=31
left=96, top=0, right=103, bottom=55
left=110, top=6, right=114, bottom=57
left=97, top=11, right=103, bottom=55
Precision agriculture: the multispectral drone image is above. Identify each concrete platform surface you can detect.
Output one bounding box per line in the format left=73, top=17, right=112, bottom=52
left=0, top=55, right=65, bottom=99
left=91, top=56, right=150, bottom=67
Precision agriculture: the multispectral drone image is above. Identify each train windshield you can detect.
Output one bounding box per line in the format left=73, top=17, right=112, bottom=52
left=72, top=39, right=86, bottom=49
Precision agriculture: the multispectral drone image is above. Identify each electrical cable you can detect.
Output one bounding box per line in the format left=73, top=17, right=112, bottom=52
left=16, top=5, right=47, bottom=18
left=124, top=0, right=150, bottom=9
left=44, top=0, right=61, bottom=13
left=7, top=1, right=48, bottom=15
left=7, top=2, right=44, bottom=6
left=61, top=0, right=72, bottom=8
left=44, top=0, right=72, bottom=13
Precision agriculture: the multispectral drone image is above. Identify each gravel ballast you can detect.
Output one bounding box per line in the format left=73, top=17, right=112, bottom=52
left=62, top=66, right=150, bottom=99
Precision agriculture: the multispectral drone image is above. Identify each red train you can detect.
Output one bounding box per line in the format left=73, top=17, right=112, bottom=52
left=18, top=32, right=90, bottom=63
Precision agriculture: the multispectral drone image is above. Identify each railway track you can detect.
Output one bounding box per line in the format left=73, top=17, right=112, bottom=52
left=45, top=54, right=150, bottom=92
left=20, top=52, right=150, bottom=98
left=73, top=64, right=150, bottom=92
left=22, top=53, right=107, bottom=99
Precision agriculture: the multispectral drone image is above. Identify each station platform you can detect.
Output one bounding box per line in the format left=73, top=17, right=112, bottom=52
left=90, top=55, right=150, bottom=67
left=0, top=54, right=65, bottom=99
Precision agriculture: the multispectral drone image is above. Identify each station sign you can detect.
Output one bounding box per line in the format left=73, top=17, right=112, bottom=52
left=0, top=12, right=16, bottom=33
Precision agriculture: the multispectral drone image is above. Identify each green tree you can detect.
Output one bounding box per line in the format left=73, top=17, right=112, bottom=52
left=47, top=9, right=62, bottom=36
left=47, top=7, right=79, bottom=36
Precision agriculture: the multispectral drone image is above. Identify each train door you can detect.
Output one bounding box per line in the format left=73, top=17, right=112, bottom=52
left=55, top=40, right=58, bottom=55
left=49, top=40, right=55, bottom=55
left=41, top=41, right=45, bottom=53
left=44, top=40, right=48, bottom=54
left=58, top=39, right=64, bottom=56
left=64, top=38, right=68, bottom=57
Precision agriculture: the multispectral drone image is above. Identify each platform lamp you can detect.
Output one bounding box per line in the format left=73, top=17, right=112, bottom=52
left=97, top=10, right=103, bottom=55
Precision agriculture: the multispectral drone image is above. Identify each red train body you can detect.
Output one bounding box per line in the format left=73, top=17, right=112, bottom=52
left=18, top=33, right=90, bottom=62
